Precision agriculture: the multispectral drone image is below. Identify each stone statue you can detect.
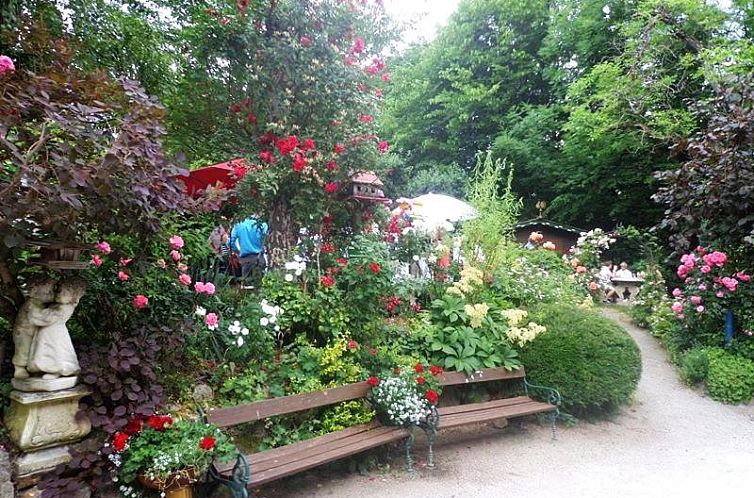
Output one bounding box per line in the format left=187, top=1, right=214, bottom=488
left=12, top=278, right=57, bottom=380
left=12, top=278, right=86, bottom=389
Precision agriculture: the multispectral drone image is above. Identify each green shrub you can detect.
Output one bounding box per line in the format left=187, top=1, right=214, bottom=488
left=520, top=304, right=641, bottom=416
left=705, top=348, right=754, bottom=404
left=679, top=348, right=709, bottom=385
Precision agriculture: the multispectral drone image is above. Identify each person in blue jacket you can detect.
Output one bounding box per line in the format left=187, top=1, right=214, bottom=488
left=230, top=216, right=268, bottom=282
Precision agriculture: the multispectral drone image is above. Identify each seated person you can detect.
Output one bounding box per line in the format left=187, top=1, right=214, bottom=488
left=615, top=261, right=633, bottom=279
left=598, top=261, right=619, bottom=303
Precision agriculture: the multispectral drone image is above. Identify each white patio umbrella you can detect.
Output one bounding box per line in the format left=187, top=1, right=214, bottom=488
left=409, top=193, right=477, bottom=232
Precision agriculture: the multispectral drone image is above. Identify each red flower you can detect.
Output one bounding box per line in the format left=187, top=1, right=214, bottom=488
left=247, top=112, right=257, bottom=124
left=325, top=182, right=338, bottom=193
left=301, top=138, right=316, bottom=150
left=275, top=135, right=299, bottom=156
left=234, top=166, right=247, bottom=179
left=334, top=143, right=346, bottom=154
left=416, top=376, right=426, bottom=385
left=112, top=432, right=129, bottom=453
left=199, top=436, right=216, bottom=451
left=359, top=114, right=374, bottom=124
left=369, top=347, right=377, bottom=356
left=326, top=160, right=337, bottom=171
left=320, top=275, right=335, bottom=287
left=259, top=132, right=276, bottom=145
left=322, top=242, right=336, bottom=253
left=425, top=389, right=439, bottom=405
left=414, top=363, right=424, bottom=374
left=260, top=150, right=275, bottom=163
left=429, top=365, right=444, bottom=377
left=366, top=376, right=380, bottom=387
left=132, top=295, right=149, bottom=310
left=230, top=103, right=241, bottom=113
left=292, top=153, right=307, bottom=172
left=337, top=257, right=348, bottom=266
left=378, top=140, right=389, bottom=153
left=123, top=417, right=143, bottom=435
left=381, top=72, right=391, bottom=82
left=411, top=303, right=421, bottom=313
left=146, top=415, right=173, bottom=432
left=351, top=36, right=365, bottom=54
left=369, top=262, right=381, bottom=273
left=347, top=339, right=358, bottom=350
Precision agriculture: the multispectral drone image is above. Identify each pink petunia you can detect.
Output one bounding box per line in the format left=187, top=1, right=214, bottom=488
left=169, top=235, right=185, bottom=250
left=133, top=295, right=149, bottom=310
left=95, top=241, right=112, bottom=255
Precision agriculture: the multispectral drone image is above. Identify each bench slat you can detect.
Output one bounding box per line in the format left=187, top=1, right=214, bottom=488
left=437, top=396, right=533, bottom=416
left=248, top=426, right=399, bottom=474
left=437, top=366, right=526, bottom=387
left=438, top=400, right=555, bottom=429
left=207, top=382, right=371, bottom=427
left=245, top=426, right=408, bottom=486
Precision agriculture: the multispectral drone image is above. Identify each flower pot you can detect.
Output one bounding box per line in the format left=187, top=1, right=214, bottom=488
left=138, top=468, right=198, bottom=498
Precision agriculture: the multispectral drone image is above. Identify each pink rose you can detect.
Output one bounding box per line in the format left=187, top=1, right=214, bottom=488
left=170, top=250, right=182, bottom=262
left=698, top=283, right=707, bottom=291
left=205, top=313, right=218, bottom=329
left=178, top=274, right=192, bottom=286
left=716, top=291, right=725, bottom=298
left=119, top=257, right=133, bottom=266
left=169, top=235, right=185, bottom=250
left=695, top=245, right=706, bottom=254
left=194, top=282, right=207, bottom=294
left=721, top=277, right=738, bottom=292
left=671, top=302, right=683, bottom=314
left=696, top=305, right=705, bottom=313
left=204, top=282, right=216, bottom=295
left=95, top=241, right=112, bottom=255
left=677, top=265, right=689, bottom=278
left=736, top=271, right=751, bottom=283
left=0, top=55, right=15, bottom=74
left=672, top=288, right=682, bottom=297
left=91, top=255, right=103, bottom=267
left=132, top=295, right=149, bottom=310
left=690, top=296, right=702, bottom=305
left=177, top=263, right=188, bottom=272
left=680, top=254, right=696, bottom=268
left=117, top=271, right=130, bottom=282
left=702, top=251, right=727, bottom=268
left=378, top=140, right=389, bottom=153
left=700, top=265, right=712, bottom=274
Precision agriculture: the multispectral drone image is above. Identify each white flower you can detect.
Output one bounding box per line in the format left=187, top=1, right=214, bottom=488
left=236, top=336, right=244, bottom=347
left=274, top=325, right=280, bottom=332
left=260, top=317, right=269, bottom=326
left=293, top=255, right=302, bottom=262
left=228, top=321, right=241, bottom=334
left=241, top=327, right=249, bottom=336
left=412, top=255, right=420, bottom=261
left=285, top=274, right=294, bottom=282
left=194, top=306, right=207, bottom=317
left=269, top=315, right=277, bottom=324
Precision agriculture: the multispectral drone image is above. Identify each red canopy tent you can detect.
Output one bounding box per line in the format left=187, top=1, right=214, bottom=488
left=177, top=158, right=247, bottom=196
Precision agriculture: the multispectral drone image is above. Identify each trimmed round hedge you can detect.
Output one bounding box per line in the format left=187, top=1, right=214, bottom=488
left=520, top=304, right=642, bottom=416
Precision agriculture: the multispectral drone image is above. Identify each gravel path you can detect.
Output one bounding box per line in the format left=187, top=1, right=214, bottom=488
left=266, top=309, right=754, bottom=498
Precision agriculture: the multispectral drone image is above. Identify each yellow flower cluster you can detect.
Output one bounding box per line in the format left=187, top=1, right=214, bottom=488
left=506, top=322, right=547, bottom=347
left=500, top=308, right=528, bottom=327
left=447, top=266, right=484, bottom=297
left=464, top=303, right=490, bottom=328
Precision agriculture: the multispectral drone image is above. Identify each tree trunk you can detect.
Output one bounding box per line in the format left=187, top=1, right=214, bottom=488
left=266, top=198, right=297, bottom=269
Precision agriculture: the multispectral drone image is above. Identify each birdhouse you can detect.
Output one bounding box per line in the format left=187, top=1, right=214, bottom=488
left=349, top=171, right=389, bottom=204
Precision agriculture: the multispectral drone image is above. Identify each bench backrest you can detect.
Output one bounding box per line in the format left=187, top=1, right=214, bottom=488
left=206, top=366, right=526, bottom=428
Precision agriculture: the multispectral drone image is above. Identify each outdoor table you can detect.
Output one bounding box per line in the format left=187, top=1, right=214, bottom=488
left=611, top=277, right=645, bottom=304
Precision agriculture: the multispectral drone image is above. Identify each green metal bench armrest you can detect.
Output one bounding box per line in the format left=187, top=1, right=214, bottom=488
left=523, top=379, right=562, bottom=408
left=207, top=453, right=250, bottom=498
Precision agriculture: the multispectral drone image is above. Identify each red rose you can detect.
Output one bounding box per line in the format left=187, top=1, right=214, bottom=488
left=416, top=376, right=426, bottom=385
left=334, top=143, right=346, bottom=154
left=199, top=436, right=216, bottom=451
left=320, top=275, right=335, bottom=287
left=301, top=138, right=316, bottom=150
left=112, top=432, right=129, bottom=453
left=347, top=339, right=358, bottom=350
left=366, top=376, right=380, bottom=387
left=260, top=150, right=275, bottom=163
left=369, top=262, right=381, bottom=273
left=325, top=182, right=338, bottom=193
left=429, top=365, right=444, bottom=377
left=275, top=135, right=299, bottom=156
left=292, top=153, right=307, bottom=172
left=326, top=160, right=337, bottom=171
left=123, top=417, right=143, bottom=435
left=414, top=363, right=424, bottom=374
left=425, top=389, right=439, bottom=405
left=147, top=415, right=173, bottom=432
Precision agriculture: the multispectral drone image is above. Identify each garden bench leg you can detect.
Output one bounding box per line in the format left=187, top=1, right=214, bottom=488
left=207, top=454, right=250, bottom=498
left=421, top=405, right=440, bottom=468
left=404, top=433, right=415, bottom=473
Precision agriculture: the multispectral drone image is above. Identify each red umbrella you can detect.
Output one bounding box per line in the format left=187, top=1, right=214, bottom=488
left=177, top=158, right=247, bottom=196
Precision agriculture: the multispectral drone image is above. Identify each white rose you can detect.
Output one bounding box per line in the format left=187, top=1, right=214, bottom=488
left=260, top=317, right=269, bottom=326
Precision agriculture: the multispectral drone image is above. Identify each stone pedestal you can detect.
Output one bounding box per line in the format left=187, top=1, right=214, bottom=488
left=4, top=386, right=91, bottom=479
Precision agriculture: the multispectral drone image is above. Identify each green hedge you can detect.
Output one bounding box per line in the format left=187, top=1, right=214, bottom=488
left=520, top=304, right=642, bottom=416
left=705, top=348, right=754, bottom=404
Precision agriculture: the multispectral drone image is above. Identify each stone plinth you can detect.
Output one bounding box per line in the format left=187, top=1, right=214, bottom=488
left=11, top=376, right=78, bottom=393
left=4, top=386, right=91, bottom=453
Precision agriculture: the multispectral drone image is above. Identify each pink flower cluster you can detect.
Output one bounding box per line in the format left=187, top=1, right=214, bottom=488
left=194, top=281, right=216, bottom=295
left=0, top=55, right=15, bottom=75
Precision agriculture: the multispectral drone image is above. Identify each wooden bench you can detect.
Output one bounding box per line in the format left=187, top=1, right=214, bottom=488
left=202, top=366, right=560, bottom=497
